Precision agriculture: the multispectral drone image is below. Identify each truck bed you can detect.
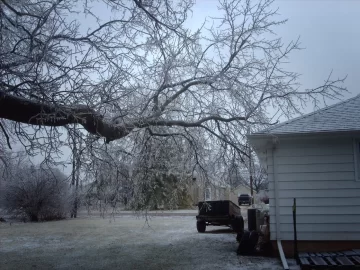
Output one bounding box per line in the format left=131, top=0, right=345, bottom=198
left=197, top=200, right=241, bottom=218
left=196, top=200, right=243, bottom=232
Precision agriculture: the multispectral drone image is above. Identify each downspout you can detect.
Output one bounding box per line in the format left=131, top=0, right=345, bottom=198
left=272, top=146, right=289, bottom=270
left=277, top=240, right=289, bottom=270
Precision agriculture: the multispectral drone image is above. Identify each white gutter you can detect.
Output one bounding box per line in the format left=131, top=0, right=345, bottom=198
left=277, top=240, right=289, bottom=270
left=272, top=147, right=289, bottom=270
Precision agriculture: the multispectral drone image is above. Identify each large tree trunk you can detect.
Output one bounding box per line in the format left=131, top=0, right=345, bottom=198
left=0, top=91, right=130, bottom=143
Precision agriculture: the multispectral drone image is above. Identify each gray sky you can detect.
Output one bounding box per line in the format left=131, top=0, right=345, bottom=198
left=190, top=0, right=360, bottom=111
left=275, top=0, right=360, bottom=104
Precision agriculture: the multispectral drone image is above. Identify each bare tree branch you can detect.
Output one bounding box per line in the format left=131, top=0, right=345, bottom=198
left=0, top=121, right=12, bottom=149
left=0, top=0, right=347, bottom=183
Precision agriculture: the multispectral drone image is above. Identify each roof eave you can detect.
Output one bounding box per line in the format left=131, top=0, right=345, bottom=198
left=248, top=130, right=360, bottom=144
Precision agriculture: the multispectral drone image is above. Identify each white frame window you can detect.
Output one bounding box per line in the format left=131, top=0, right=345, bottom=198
left=353, top=139, right=360, bottom=181
left=215, top=189, right=219, bottom=200
left=205, top=187, right=211, bottom=201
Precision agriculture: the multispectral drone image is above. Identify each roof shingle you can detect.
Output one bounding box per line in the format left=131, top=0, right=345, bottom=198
left=255, top=95, right=360, bottom=135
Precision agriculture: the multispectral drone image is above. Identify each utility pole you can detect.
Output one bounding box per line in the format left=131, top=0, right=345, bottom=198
left=249, top=144, right=254, bottom=199
left=247, top=127, right=254, bottom=204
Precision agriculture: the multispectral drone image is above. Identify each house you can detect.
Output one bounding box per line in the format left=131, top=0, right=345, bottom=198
left=189, top=180, right=228, bottom=206
left=247, top=95, right=360, bottom=256
left=189, top=179, right=253, bottom=206
left=228, top=184, right=252, bottom=205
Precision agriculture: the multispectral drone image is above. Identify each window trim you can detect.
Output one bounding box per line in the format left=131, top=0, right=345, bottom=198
left=353, top=138, right=360, bottom=181
left=205, top=187, right=211, bottom=201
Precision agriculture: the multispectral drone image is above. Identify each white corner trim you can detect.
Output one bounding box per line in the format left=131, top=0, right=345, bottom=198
left=353, top=139, right=359, bottom=181
left=272, top=147, right=281, bottom=239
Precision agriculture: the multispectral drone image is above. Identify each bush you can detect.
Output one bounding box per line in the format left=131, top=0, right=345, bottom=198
left=261, top=195, right=269, bottom=204
left=2, top=166, right=72, bottom=221
left=254, top=190, right=269, bottom=205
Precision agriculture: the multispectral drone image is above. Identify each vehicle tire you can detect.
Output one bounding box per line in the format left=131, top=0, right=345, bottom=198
left=237, top=231, right=250, bottom=255
left=231, top=216, right=244, bottom=233
left=248, top=230, right=259, bottom=253
left=239, top=202, right=242, bottom=206
left=236, top=231, right=244, bottom=242
left=197, top=220, right=206, bottom=233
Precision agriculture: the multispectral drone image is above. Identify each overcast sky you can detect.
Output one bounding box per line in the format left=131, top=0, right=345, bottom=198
left=190, top=0, right=360, bottom=112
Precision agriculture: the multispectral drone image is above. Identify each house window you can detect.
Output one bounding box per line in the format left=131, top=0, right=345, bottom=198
left=353, top=139, right=360, bottom=181
left=205, top=188, right=211, bottom=201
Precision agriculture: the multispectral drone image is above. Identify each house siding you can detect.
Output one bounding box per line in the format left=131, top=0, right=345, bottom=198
left=266, top=136, right=360, bottom=241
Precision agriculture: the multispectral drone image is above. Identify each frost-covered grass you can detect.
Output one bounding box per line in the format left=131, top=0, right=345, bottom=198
left=0, top=215, right=288, bottom=270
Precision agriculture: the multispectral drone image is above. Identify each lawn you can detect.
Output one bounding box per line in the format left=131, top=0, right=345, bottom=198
left=0, top=214, right=285, bottom=270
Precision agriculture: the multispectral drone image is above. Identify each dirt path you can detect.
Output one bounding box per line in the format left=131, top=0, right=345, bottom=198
left=0, top=215, right=287, bottom=270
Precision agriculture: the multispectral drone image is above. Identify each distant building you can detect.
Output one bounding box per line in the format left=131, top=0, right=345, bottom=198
left=189, top=178, right=253, bottom=206
left=189, top=179, right=227, bottom=205
left=228, top=184, right=252, bottom=205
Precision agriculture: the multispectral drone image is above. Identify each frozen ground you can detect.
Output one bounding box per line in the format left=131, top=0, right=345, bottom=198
left=0, top=214, right=296, bottom=270
left=78, top=205, right=250, bottom=219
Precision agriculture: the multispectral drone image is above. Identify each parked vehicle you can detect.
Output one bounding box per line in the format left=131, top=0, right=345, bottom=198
left=238, top=194, right=252, bottom=205
left=196, top=200, right=244, bottom=233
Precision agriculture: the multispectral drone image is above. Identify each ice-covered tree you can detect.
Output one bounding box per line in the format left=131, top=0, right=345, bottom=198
left=0, top=0, right=346, bottom=201
left=2, top=162, right=72, bottom=221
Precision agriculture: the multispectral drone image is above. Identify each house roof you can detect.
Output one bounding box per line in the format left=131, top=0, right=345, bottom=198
left=234, top=184, right=251, bottom=191
left=252, top=94, right=360, bottom=136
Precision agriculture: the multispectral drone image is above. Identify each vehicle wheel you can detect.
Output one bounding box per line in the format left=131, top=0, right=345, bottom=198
left=197, top=220, right=206, bottom=233
left=237, top=231, right=250, bottom=255
left=231, top=216, right=244, bottom=233
left=239, top=202, right=242, bottom=206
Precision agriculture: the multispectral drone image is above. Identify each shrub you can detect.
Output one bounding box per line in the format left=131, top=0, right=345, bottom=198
left=253, top=190, right=269, bottom=205
left=261, top=195, right=269, bottom=204
left=2, top=166, right=72, bottom=221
